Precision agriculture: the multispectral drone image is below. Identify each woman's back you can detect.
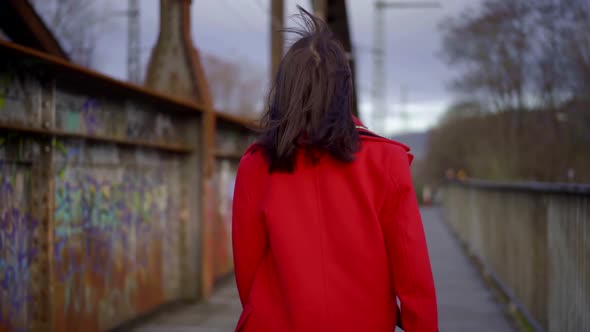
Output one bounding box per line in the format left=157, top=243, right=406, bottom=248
left=232, top=6, right=437, bottom=332
left=233, top=123, right=437, bottom=332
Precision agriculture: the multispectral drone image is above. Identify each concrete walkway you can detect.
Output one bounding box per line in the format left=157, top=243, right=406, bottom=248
left=131, top=207, right=515, bottom=332
left=422, top=208, right=515, bottom=332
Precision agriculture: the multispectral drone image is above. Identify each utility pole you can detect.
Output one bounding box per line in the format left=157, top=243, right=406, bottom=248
left=127, top=0, right=141, bottom=83
left=372, top=1, right=440, bottom=135
left=271, top=0, right=284, bottom=82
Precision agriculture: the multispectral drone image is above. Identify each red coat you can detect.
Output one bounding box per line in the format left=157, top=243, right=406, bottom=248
left=232, top=119, right=438, bottom=332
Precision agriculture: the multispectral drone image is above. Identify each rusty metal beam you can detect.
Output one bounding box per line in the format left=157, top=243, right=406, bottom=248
left=271, top=0, right=284, bottom=81
left=0, top=123, right=195, bottom=153
left=0, top=39, right=255, bottom=129
left=0, top=0, right=69, bottom=60
left=214, top=150, right=245, bottom=160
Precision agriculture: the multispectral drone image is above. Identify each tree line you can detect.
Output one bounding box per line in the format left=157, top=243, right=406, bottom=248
left=420, top=0, right=590, bottom=184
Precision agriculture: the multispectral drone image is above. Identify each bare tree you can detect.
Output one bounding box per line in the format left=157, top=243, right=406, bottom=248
left=440, top=0, right=534, bottom=113
left=440, top=0, right=590, bottom=111
left=30, top=0, right=110, bottom=66
left=429, top=0, right=590, bottom=183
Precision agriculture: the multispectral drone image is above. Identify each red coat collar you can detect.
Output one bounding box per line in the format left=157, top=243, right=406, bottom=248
left=352, top=115, right=411, bottom=153
left=244, top=115, right=412, bottom=157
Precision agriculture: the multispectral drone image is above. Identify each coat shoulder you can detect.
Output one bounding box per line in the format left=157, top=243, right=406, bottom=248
left=239, top=143, right=267, bottom=171
left=359, top=133, right=414, bottom=165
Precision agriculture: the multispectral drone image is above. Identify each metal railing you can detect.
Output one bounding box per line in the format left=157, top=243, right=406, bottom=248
left=442, top=180, right=590, bottom=331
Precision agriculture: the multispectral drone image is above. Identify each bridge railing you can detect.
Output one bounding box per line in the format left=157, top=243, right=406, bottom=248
left=442, top=180, right=590, bottom=332
left=0, top=40, right=254, bottom=332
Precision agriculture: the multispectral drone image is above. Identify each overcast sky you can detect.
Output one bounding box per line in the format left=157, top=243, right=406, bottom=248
left=92, top=0, right=477, bottom=134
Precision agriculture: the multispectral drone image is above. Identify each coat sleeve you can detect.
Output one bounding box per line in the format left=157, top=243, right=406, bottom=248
left=232, top=154, right=268, bottom=306
left=379, top=147, right=438, bottom=332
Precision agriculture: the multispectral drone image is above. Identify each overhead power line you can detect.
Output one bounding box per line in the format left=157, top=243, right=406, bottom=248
left=128, top=0, right=140, bottom=83
left=218, top=0, right=263, bottom=32
left=372, top=1, right=441, bottom=134
left=248, top=0, right=284, bottom=31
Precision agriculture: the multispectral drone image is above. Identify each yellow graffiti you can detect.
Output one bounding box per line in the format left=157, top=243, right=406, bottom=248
left=102, top=186, right=110, bottom=198
left=0, top=73, right=14, bottom=111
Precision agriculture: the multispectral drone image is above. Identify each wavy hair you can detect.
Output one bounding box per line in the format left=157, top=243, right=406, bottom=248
left=257, top=5, right=359, bottom=172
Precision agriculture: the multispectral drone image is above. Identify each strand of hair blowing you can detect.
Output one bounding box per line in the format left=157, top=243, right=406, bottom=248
left=258, top=5, right=360, bottom=172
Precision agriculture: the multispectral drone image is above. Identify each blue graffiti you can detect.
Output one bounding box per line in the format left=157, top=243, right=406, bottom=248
left=0, top=161, right=38, bottom=330
left=53, top=167, right=177, bottom=314
left=81, top=98, right=101, bottom=134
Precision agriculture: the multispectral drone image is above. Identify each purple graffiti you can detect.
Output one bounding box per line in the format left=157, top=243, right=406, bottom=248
left=1, top=161, right=38, bottom=331
left=0, top=182, right=39, bottom=330
left=53, top=169, right=176, bottom=295
left=81, top=98, right=101, bottom=134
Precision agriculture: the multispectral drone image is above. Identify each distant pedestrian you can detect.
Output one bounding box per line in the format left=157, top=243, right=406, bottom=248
left=232, top=6, right=438, bottom=332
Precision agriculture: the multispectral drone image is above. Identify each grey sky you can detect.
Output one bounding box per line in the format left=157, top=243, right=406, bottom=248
left=93, top=0, right=477, bottom=134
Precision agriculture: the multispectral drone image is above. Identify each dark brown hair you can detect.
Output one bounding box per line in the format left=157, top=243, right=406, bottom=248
left=257, top=6, right=360, bottom=172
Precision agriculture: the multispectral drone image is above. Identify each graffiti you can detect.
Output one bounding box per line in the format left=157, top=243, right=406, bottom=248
left=126, top=105, right=180, bottom=143
left=0, top=73, right=14, bottom=111
left=216, top=127, right=252, bottom=154
left=52, top=163, right=180, bottom=331
left=0, top=72, right=39, bottom=125
left=212, top=160, right=237, bottom=277
left=80, top=99, right=102, bottom=134
left=202, top=158, right=239, bottom=289
left=0, top=135, right=36, bottom=162
left=0, top=161, right=36, bottom=332
left=202, top=179, right=217, bottom=294
left=126, top=107, right=148, bottom=139
left=54, top=92, right=187, bottom=145
left=56, top=93, right=104, bottom=135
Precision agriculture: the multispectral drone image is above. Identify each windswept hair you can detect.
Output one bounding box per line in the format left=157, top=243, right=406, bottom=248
left=257, top=6, right=360, bottom=172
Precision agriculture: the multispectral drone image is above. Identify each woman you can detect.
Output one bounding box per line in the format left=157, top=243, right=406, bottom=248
left=232, top=6, right=437, bottom=332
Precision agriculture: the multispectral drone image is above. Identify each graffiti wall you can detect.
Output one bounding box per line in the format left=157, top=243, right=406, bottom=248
left=54, top=89, right=189, bottom=144
left=0, top=69, right=41, bottom=332
left=0, top=160, right=35, bottom=332
left=212, top=159, right=237, bottom=278
left=210, top=123, right=251, bottom=280
left=215, top=124, right=255, bottom=154
left=0, top=46, right=253, bottom=331
left=51, top=141, right=183, bottom=331
left=0, top=58, right=200, bottom=331
left=0, top=72, right=40, bottom=127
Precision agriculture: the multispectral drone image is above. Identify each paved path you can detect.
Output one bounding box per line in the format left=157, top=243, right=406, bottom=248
left=421, top=208, right=515, bottom=332
left=132, top=207, right=515, bottom=332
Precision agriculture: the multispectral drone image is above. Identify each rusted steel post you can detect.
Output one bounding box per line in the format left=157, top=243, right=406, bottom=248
left=29, top=79, right=56, bottom=332
left=270, top=0, right=284, bottom=81
left=145, top=0, right=217, bottom=299
left=311, top=0, right=328, bottom=20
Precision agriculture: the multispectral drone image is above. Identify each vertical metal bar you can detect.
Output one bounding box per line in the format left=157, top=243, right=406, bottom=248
left=30, top=77, right=56, bottom=332
left=372, top=1, right=385, bottom=133
left=127, top=0, right=141, bottom=83
left=270, top=0, right=284, bottom=82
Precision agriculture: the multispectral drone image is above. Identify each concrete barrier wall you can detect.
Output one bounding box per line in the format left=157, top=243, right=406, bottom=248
left=442, top=181, right=590, bottom=331
left=0, top=44, right=252, bottom=332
